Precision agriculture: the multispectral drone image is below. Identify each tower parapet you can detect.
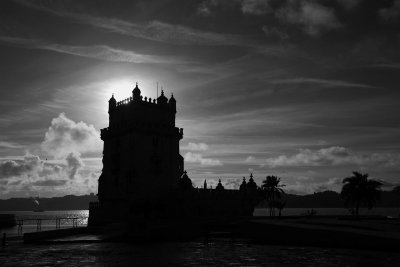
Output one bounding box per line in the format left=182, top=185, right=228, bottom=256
left=107, top=83, right=179, bottom=129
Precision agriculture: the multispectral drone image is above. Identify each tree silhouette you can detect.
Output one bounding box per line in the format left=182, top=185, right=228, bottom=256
left=261, top=176, right=285, bottom=216
left=341, top=171, right=382, bottom=217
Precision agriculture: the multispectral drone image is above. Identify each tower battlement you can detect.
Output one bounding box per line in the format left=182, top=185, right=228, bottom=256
left=106, top=83, right=177, bottom=130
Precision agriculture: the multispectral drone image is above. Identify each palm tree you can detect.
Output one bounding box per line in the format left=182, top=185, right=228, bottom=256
left=261, top=175, right=285, bottom=216
left=341, top=171, right=382, bottom=217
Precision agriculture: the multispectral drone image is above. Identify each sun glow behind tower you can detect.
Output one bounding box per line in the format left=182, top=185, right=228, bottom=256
left=102, top=79, right=156, bottom=101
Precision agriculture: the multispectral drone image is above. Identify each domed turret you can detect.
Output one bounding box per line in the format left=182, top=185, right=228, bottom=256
left=169, top=93, right=176, bottom=112
left=179, top=170, right=193, bottom=191
left=216, top=179, right=224, bottom=191
left=157, top=90, right=168, bottom=105
left=108, top=94, right=116, bottom=112
left=247, top=173, right=257, bottom=191
left=132, top=82, right=141, bottom=101
left=240, top=177, right=247, bottom=191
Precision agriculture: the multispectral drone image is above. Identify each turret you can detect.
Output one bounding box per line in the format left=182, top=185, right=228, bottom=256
left=247, top=173, right=257, bottom=191
left=240, top=177, right=247, bottom=191
left=132, top=82, right=141, bottom=101
left=108, top=94, right=116, bottom=113
left=179, top=170, right=193, bottom=191
left=169, top=93, right=176, bottom=112
left=216, top=179, right=224, bottom=191
left=157, top=90, right=168, bottom=105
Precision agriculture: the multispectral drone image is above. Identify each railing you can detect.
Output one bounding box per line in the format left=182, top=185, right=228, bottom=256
left=16, top=217, right=80, bottom=234
left=89, top=201, right=101, bottom=209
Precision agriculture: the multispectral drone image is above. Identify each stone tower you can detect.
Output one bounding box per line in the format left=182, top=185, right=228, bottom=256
left=97, top=83, right=184, bottom=218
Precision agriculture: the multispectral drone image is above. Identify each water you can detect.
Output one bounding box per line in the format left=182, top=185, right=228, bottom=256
left=1, top=239, right=399, bottom=266
left=1, top=207, right=399, bottom=237
left=1, top=209, right=400, bottom=266
left=0, top=210, right=88, bottom=237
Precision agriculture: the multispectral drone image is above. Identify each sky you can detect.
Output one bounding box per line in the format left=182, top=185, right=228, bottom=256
left=0, top=0, right=400, bottom=198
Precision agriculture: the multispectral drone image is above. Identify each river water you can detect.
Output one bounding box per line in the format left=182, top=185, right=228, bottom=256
left=1, top=238, right=400, bottom=266
left=1, top=209, right=400, bottom=266
left=1, top=207, right=399, bottom=237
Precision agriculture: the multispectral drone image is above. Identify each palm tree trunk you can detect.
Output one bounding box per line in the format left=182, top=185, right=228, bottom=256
left=271, top=193, right=275, bottom=217
left=355, top=200, right=359, bottom=217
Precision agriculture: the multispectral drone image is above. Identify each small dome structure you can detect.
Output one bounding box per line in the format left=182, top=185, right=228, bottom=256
left=132, top=82, right=141, bottom=100
left=157, top=90, right=168, bottom=105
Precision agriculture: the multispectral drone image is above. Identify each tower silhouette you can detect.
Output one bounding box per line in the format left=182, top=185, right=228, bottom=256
left=93, top=83, right=184, bottom=223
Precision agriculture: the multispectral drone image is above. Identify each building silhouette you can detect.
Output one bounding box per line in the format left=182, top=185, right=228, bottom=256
left=89, top=84, right=260, bottom=226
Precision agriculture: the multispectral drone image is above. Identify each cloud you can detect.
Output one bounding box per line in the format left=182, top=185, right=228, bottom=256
left=0, top=153, right=96, bottom=197
left=0, top=152, right=85, bottom=180
left=14, top=0, right=246, bottom=46
left=32, top=179, right=68, bottom=186
left=284, top=177, right=342, bottom=194
left=224, top=178, right=242, bottom=189
left=264, top=146, right=400, bottom=168
left=0, top=141, right=24, bottom=149
left=197, top=0, right=217, bottom=16
left=97, top=19, right=246, bottom=46
left=65, top=152, right=84, bottom=179
left=182, top=142, right=223, bottom=166
left=41, top=113, right=101, bottom=159
left=0, top=114, right=102, bottom=197
left=262, top=26, right=289, bottom=41
left=265, top=146, right=353, bottom=167
left=0, top=36, right=179, bottom=64
left=182, top=142, right=209, bottom=151
left=245, top=155, right=256, bottom=162
left=241, top=0, right=271, bottom=15
left=0, top=154, right=41, bottom=179
left=269, top=77, right=377, bottom=89
left=277, top=1, right=341, bottom=36
left=379, top=0, right=400, bottom=21
left=184, top=152, right=223, bottom=166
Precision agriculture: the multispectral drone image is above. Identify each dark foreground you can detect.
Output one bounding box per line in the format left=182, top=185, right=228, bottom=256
left=2, top=216, right=400, bottom=266
left=1, top=238, right=400, bottom=267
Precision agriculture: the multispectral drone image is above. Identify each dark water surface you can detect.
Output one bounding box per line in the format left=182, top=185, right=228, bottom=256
left=1, top=239, right=399, bottom=266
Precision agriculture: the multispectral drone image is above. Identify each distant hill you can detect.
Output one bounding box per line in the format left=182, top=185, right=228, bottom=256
left=260, top=190, right=400, bottom=208
left=1, top=190, right=399, bottom=211
left=0, top=194, right=98, bottom=211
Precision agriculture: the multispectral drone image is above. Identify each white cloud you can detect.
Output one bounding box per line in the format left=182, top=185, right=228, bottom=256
left=184, top=152, right=223, bottom=166
left=264, top=146, right=400, bottom=168
left=32, top=179, right=68, bottom=186
left=14, top=0, right=246, bottom=46
left=182, top=142, right=209, bottom=151
left=41, top=113, right=101, bottom=159
left=0, top=36, right=180, bottom=64
left=241, top=0, right=271, bottom=15
left=66, top=152, right=84, bottom=179
left=262, top=26, right=289, bottom=41
left=0, top=152, right=85, bottom=181
left=0, top=141, right=24, bottom=149
left=277, top=1, right=341, bottom=36
left=245, top=155, right=256, bottom=163
left=0, top=154, right=42, bottom=179
left=269, top=77, right=377, bottom=89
